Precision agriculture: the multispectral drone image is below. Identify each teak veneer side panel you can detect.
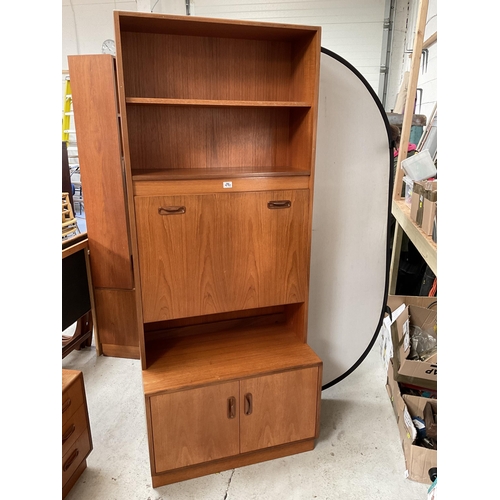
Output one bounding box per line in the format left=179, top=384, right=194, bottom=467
left=68, top=55, right=133, bottom=290
left=134, top=190, right=309, bottom=323
left=114, top=16, right=148, bottom=367
left=142, top=325, right=321, bottom=396
left=126, top=105, right=291, bottom=171
left=93, top=288, right=140, bottom=350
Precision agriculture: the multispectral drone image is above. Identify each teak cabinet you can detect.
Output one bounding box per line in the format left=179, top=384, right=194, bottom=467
left=69, top=11, right=322, bottom=487
left=62, top=370, right=93, bottom=498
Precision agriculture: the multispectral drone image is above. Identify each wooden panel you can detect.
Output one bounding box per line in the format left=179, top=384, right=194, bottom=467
left=62, top=374, right=84, bottom=427
left=62, top=430, right=91, bottom=489
left=63, top=460, right=87, bottom=499
left=100, top=344, right=140, bottom=359
left=68, top=55, right=133, bottom=289
left=126, top=105, right=291, bottom=171
left=142, top=325, right=322, bottom=395
left=239, top=367, right=319, bottom=453
left=151, top=438, right=315, bottom=487
left=134, top=190, right=309, bottom=322
left=120, top=32, right=293, bottom=100
left=62, top=405, right=88, bottom=458
left=126, top=98, right=311, bottom=107
left=150, top=381, right=240, bottom=472
left=117, top=11, right=320, bottom=41
left=94, top=288, right=139, bottom=348
left=133, top=175, right=309, bottom=196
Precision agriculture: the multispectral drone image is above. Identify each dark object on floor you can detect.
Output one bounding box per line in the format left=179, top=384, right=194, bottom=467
left=424, top=401, right=437, bottom=440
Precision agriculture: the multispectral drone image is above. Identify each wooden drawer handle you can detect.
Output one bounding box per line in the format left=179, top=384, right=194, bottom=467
left=62, top=424, right=76, bottom=444
left=267, top=200, right=291, bottom=209
left=63, top=449, right=79, bottom=472
left=62, top=398, right=72, bottom=414
left=158, top=206, right=186, bottom=215
left=227, top=396, right=236, bottom=419
left=244, top=393, right=253, bottom=415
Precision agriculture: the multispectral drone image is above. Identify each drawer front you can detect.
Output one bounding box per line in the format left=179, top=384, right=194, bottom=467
left=135, top=190, right=310, bottom=322
left=62, top=404, right=88, bottom=458
left=62, top=429, right=91, bottom=488
left=62, top=377, right=85, bottom=427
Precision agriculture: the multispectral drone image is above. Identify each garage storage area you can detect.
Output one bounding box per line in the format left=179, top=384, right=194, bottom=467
left=7, top=1, right=496, bottom=499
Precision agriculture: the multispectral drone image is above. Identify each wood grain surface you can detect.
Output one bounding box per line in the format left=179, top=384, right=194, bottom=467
left=134, top=190, right=309, bottom=322
left=239, top=367, right=319, bottom=453
left=68, top=55, right=133, bottom=289
left=142, top=324, right=321, bottom=396
left=150, top=381, right=240, bottom=472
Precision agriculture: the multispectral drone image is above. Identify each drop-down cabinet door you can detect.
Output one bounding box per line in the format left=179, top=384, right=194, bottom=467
left=134, top=189, right=310, bottom=323
left=239, top=367, right=320, bottom=454
left=149, top=381, right=240, bottom=473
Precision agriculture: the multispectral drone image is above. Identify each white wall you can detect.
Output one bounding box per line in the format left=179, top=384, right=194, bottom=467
left=62, top=0, right=387, bottom=95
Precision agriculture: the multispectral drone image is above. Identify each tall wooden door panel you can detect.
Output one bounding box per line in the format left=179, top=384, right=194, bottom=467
left=239, top=367, right=319, bottom=454
left=134, top=190, right=309, bottom=322
left=150, top=381, right=240, bottom=473
left=68, top=55, right=133, bottom=289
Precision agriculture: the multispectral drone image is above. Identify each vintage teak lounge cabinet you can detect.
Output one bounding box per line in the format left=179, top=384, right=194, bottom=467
left=69, top=11, right=322, bottom=487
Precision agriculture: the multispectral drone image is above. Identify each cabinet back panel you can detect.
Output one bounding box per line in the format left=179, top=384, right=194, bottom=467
left=127, top=106, right=291, bottom=170
left=121, top=33, right=294, bottom=101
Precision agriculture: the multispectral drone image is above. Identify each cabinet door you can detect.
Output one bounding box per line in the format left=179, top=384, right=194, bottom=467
left=149, top=382, right=240, bottom=473
left=134, top=190, right=309, bottom=322
left=239, top=367, right=319, bottom=454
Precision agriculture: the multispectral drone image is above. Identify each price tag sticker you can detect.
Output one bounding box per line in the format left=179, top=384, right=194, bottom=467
left=223, top=181, right=233, bottom=188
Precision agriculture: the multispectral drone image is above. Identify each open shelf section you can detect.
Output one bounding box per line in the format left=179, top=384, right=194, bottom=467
left=126, top=98, right=312, bottom=108
left=142, top=323, right=320, bottom=397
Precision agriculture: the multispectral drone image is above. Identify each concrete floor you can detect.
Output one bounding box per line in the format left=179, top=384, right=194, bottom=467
left=62, top=339, right=429, bottom=500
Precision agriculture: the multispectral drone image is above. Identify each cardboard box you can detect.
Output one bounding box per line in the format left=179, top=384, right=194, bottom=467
left=398, top=394, right=437, bottom=484
left=386, top=359, right=437, bottom=484
left=393, top=305, right=437, bottom=382
left=410, top=181, right=426, bottom=225
left=421, top=182, right=437, bottom=235
left=386, top=296, right=437, bottom=391
left=410, top=180, right=437, bottom=228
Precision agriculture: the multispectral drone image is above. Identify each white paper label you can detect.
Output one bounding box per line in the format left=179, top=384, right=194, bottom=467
left=223, top=181, right=232, bottom=188
left=403, top=406, right=417, bottom=441
left=403, top=319, right=410, bottom=352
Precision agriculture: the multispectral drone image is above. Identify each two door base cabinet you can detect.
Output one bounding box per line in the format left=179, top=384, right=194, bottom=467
left=142, top=325, right=322, bottom=486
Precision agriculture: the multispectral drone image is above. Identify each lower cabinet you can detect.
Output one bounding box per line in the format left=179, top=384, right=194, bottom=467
left=148, top=367, right=320, bottom=476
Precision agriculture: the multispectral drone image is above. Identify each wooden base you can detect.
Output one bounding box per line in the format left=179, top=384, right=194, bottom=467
left=151, top=438, right=315, bottom=488
left=63, top=459, right=87, bottom=499
left=101, top=344, right=141, bottom=359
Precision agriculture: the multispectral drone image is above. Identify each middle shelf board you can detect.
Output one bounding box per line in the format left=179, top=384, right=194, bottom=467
left=142, top=324, right=320, bottom=397
left=125, top=98, right=312, bottom=108
left=132, top=167, right=311, bottom=181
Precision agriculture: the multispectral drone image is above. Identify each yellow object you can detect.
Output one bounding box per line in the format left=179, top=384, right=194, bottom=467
left=62, top=77, right=72, bottom=144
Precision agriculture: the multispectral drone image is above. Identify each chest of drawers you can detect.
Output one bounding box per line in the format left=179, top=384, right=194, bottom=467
left=62, top=369, right=93, bottom=498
